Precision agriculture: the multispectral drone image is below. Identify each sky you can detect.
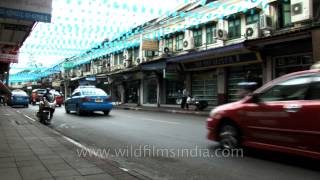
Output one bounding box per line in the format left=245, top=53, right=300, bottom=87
left=10, top=0, right=187, bottom=74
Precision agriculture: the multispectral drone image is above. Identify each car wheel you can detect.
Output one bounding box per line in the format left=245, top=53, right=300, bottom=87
left=103, top=110, right=110, bottom=115
left=65, top=106, right=70, bottom=114
left=218, top=123, right=240, bottom=149
left=26, top=104, right=29, bottom=108
left=76, top=105, right=82, bottom=116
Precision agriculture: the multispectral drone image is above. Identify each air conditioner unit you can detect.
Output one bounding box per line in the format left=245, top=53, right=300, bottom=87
left=245, top=23, right=260, bottom=39
left=76, top=70, right=83, bottom=77
left=163, top=47, right=170, bottom=54
left=123, top=61, right=131, bottom=68
left=182, top=37, right=195, bottom=51
left=135, top=57, right=141, bottom=65
left=214, top=29, right=228, bottom=41
left=259, top=14, right=273, bottom=30
left=123, top=50, right=131, bottom=60
left=291, top=0, right=313, bottom=23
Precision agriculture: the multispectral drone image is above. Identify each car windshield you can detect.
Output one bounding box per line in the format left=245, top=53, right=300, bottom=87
left=81, top=88, right=107, bottom=96
left=12, top=91, right=28, bottom=96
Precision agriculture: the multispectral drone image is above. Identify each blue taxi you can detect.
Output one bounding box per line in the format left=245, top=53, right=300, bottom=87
left=64, top=86, right=112, bottom=115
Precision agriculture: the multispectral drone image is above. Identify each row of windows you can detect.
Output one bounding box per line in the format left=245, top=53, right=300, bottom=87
left=163, top=12, right=260, bottom=49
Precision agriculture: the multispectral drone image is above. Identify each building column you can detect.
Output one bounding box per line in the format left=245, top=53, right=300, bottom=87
left=185, top=72, right=191, bottom=93
left=217, top=68, right=226, bottom=105
left=264, top=56, right=273, bottom=83
left=312, top=29, right=320, bottom=62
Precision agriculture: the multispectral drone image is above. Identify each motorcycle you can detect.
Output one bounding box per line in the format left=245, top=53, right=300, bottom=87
left=176, top=96, right=208, bottom=111
left=36, top=97, right=56, bottom=125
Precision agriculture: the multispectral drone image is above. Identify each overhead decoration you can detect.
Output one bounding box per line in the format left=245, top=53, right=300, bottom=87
left=10, top=0, right=270, bottom=83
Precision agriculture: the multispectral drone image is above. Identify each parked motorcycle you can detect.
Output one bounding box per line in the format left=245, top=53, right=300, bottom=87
left=36, top=97, right=56, bottom=125
left=176, top=96, right=208, bottom=111
left=187, top=96, right=208, bottom=111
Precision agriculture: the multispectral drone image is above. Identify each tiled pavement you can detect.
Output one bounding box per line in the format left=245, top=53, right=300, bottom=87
left=0, top=106, right=148, bottom=180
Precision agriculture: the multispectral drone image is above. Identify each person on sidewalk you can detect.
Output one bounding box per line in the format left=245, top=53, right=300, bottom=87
left=181, top=88, right=189, bottom=109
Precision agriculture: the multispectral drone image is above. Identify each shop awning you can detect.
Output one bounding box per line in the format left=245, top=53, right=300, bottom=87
left=168, top=43, right=246, bottom=63
left=140, top=60, right=166, bottom=71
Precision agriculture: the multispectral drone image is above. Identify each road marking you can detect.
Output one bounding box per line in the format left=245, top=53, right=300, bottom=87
left=24, top=114, right=36, bottom=122
left=125, top=115, right=180, bottom=125
left=141, top=118, right=180, bottom=125
left=120, top=167, right=129, bottom=172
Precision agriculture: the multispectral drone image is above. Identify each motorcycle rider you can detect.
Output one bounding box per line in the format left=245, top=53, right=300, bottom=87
left=40, top=88, right=55, bottom=119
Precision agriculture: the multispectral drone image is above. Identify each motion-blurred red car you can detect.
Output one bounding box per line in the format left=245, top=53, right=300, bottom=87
left=207, top=69, right=320, bottom=159
left=50, top=90, right=64, bottom=107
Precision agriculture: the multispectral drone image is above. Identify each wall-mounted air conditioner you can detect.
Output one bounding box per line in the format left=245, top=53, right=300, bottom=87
left=214, top=29, right=228, bottom=41
left=123, top=50, right=130, bottom=61
left=291, top=0, right=313, bottom=23
left=260, top=14, right=273, bottom=30
left=182, top=37, right=195, bottom=51
left=245, top=23, right=260, bottom=39
left=135, top=57, right=141, bottom=65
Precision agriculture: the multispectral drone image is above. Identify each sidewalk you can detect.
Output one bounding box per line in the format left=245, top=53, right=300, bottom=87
left=0, top=106, right=147, bottom=180
left=113, top=104, right=210, bottom=117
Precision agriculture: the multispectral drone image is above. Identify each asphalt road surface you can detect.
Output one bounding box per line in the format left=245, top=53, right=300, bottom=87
left=15, top=105, right=320, bottom=180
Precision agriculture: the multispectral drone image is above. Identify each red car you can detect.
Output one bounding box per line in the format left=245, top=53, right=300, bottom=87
left=50, top=90, right=64, bottom=107
left=207, top=69, right=320, bottom=159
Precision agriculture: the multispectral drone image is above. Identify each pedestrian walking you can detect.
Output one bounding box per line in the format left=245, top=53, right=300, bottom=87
left=181, top=88, right=189, bottom=109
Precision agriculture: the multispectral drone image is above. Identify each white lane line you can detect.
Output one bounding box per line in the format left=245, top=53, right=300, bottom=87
left=125, top=115, right=180, bottom=125
left=141, top=118, right=180, bottom=125
left=24, top=114, right=36, bottom=122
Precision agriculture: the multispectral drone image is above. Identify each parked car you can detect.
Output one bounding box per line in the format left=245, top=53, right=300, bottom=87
left=64, top=86, right=112, bottom=115
left=207, top=69, right=320, bottom=159
left=7, top=89, right=29, bottom=107
left=31, top=89, right=46, bottom=105
left=50, top=90, right=64, bottom=107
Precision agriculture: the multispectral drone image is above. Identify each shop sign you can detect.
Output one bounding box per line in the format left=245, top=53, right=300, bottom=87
left=142, top=40, right=159, bottom=51
left=184, top=52, right=260, bottom=70
left=0, top=53, right=18, bottom=63
left=0, top=0, right=52, bottom=22
left=52, top=81, right=60, bottom=87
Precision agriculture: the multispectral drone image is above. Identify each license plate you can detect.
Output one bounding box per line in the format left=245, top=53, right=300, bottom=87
left=95, top=99, right=103, bottom=103
left=17, top=98, right=23, bottom=101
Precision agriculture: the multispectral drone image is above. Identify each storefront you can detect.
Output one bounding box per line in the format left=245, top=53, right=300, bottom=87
left=273, top=53, right=314, bottom=78
left=227, top=63, right=262, bottom=102
left=163, top=63, right=184, bottom=105
left=124, top=80, right=140, bottom=104
left=191, top=71, right=217, bottom=105
left=143, top=77, right=157, bottom=104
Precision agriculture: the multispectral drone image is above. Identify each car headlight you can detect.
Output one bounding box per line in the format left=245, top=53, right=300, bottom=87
left=209, top=108, right=219, bottom=118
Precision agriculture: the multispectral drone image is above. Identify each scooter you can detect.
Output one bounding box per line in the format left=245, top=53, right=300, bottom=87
left=36, top=97, right=56, bottom=125
left=176, top=96, right=208, bottom=111
left=187, top=96, right=208, bottom=111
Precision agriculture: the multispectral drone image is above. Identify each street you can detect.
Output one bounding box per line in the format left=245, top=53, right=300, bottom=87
left=15, top=105, right=320, bottom=180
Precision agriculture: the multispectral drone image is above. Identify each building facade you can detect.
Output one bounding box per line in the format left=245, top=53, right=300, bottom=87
left=61, top=0, right=320, bottom=108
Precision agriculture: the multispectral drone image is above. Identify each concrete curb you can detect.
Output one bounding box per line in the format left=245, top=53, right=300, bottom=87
left=114, top=105, right=209, bottom=117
